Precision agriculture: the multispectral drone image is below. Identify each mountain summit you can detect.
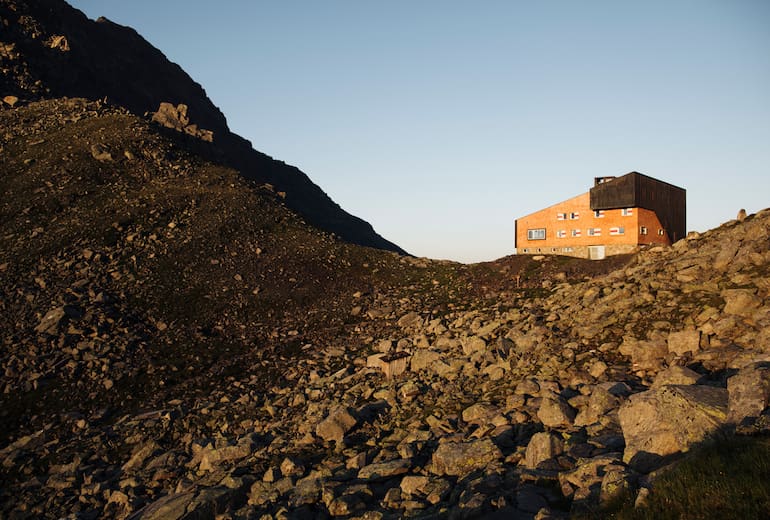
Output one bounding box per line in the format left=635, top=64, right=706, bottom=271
left=0, top=0, right=406, bottom=254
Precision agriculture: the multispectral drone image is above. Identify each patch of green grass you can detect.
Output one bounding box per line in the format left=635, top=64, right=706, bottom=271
left=600, top=435, right=770, bottom=520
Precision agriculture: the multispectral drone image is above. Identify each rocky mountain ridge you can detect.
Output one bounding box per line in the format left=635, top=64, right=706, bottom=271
left=0, top=0, right=405, bottom=253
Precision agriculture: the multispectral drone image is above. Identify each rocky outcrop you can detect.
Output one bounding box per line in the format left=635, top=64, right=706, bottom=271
left=619, top=385, right=728, bottom=472
left=152, top=102, right=213, bottom=142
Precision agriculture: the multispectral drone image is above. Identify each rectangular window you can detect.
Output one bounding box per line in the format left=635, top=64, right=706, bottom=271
left=640, top=226, right=648, bottom=235
left=587, top=228, right=602, bottom=236
left=658, top=229, right=665, bottom=236
left=569, top=212, right=580, bottom=220
left=556, top=212, right=566, bottom=220
left=594, top=210, right=605, bottom=218
left=610, top=226, right=625, bottom=236
left=527, top=228, right=546, bottom=240
left=556, top=229, right=566, bottom=238
left=571, top=229, right=581, bottom=237
left=622, top=208, right=633, bottom=216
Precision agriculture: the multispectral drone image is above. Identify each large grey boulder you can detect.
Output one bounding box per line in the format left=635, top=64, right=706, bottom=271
left=727, top=362, right=770, bottom=423
left=523, top=432, right=564, bottom=469
left=430, top=438, right=502, bottom=478
left=618, top=385, right=728, bottom=472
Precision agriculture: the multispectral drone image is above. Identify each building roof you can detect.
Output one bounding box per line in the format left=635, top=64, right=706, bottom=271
left=589, top=171, right=686, bottom=241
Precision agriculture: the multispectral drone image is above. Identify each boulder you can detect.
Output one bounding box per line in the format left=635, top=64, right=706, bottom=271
left=316, top=406, right=357, bottom=443
left=523, top=432, right=564, bottom=469
left=462, top=403, right=500, bottom=425
left=358, top=459, right=411, bottom=480
left=558, top=454, right=624, bottom=502
left=34, top=305, right=82, bottom=335
left=90, top=143, right=113, bottom=162
left=152, top=102, right=214, bottom=141
left=722, top=288, right=762, bottom=317
left=574, top=382, right=628, bottom=426
left=462, top=336, right=487, bottom=356
left=430, top=438, right=502, bottom=477
left=619, top=337, right=668, bottom=372
left=727, top=362, right=770, bottom=423
left=667, top=329, right=701, bottom=356
left=397, top=311, right=423, bottom=330
left=130, top=485, right=242, bottom=519
left=537, top=396, right=575, bottom=428
left=651, top=365, right=703, bottom=389
left=410, top=349, right=441, bottom=372
left=618, top=385, right=728, bottom=472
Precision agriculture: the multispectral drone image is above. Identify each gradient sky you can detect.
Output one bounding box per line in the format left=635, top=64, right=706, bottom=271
left=69, top=1, right=770, bottom=263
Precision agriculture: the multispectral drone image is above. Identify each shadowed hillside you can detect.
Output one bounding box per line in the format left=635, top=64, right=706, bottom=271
left=0, top=0, right=406, bottom=253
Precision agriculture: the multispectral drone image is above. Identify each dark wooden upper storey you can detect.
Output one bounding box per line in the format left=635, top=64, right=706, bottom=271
left=590, top=172, right=686, bottom=242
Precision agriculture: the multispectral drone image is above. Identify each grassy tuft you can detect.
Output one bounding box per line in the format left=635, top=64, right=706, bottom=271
left=599, top=435, right=770, bottom=520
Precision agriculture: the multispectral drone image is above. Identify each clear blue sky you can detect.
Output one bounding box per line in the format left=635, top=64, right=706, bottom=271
left=69, top=1, right=770, bottom=262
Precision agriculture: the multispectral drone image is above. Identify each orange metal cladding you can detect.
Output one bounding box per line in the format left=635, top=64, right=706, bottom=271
left=515, top=193, right=671, bottom=250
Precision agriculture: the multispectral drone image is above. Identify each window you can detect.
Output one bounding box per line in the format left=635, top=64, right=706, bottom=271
left=587, top=228, right=601, bottom=237
left=610, top=226, right=625, bottom=236
left=569, top=212, right=580, bottom=220
left=527, top=228, right=546, bottom=240
left=640, top=226, right=648, bottom=235
left=621, top=208, right=633, bottom=216
left=564, top=247, right=573, bottom=252
left=594, top=210, right=605, bottom=218
left=556, top=229, right=566, bottom=238
left=556, top=212, right=567, bottom=221
left=571, top=229, right=581, bottom=237
left=658, top=229, right=665, bottom=236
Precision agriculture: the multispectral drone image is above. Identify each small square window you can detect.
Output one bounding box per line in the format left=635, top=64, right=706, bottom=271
left=594, top=210, right=605, bottom=218
left=640, top=226, right=648, bottom=235
left=527, top=228, right=546, bottom=240
left=622, top=208, right=633, bottom=216
left=569, top=212, right=580, bottom=220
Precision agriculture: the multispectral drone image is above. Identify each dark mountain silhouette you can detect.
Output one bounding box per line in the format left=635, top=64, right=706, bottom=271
left=0, top=0, right=406, bottom=254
